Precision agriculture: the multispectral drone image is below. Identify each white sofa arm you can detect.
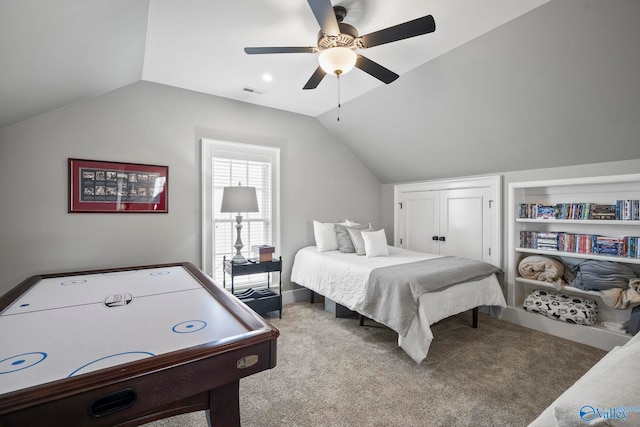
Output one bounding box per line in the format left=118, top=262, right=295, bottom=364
left=529, top=335, right=640, bottom=426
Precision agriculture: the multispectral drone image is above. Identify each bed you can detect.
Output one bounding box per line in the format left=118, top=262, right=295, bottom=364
left=291, top=245, right=507, bottom=363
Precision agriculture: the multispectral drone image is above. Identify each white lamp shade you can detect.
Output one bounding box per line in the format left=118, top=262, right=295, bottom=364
left=319, top=47, right=357, bottom=75
left=220, top=186, right=259, bottom=213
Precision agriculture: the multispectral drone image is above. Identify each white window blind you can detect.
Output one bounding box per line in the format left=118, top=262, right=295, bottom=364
left=201, top=139, right=280, bottom=293
left=212, top=157, right=272, bottom=288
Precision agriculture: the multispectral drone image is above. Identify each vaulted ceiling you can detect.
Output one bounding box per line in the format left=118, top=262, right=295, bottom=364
left=1, top=0, right=548, bottom=128
left=3, top=0, right=640, bottom=184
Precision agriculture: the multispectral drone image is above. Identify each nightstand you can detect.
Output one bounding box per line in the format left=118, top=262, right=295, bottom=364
left=223, top=256, right=282, bottom=318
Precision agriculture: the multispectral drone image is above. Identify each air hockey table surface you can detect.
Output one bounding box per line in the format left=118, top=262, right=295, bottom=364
left=0, top=262, right=279, bottom=426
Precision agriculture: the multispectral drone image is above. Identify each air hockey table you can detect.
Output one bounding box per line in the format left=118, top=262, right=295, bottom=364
left=0, top=262, right=279, bottom=426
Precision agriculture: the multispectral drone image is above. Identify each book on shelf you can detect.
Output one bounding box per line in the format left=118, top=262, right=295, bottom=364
left=558, top=233, right=593, bottom=254
left=519, top=231, right=558, bottom=251
left=616, top=200, right=640, bottom=220
left=594, top=236, right=626, bottom=256
left=518, top=203, right=557, bottom=219
left=556, top=203, right=592, bottom=220
left=536, top=205, right=556, bottom=219
left=625, top=236, right=639, bottom=258
left=556, top=202, right=617, bottom=220
left=518, top=203, right=541, bottom=219
left=590, top=204, right=616, bottom=220
left=518, top=201, right=640, bottom=220
left=519, top=230, right=640, bottom=259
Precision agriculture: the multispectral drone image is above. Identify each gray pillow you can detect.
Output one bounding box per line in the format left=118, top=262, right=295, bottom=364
left=334, top=223, right=371, bottom=253
left=346, top=225, right=373, bottom=256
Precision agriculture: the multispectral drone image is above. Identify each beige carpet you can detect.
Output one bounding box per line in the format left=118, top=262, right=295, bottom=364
left=145, top=301, right=606, bottom=427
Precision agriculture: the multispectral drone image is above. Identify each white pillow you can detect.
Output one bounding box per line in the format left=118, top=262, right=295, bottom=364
left=362, top=229, right=389, bottom=257
left=313, top=220, right=338, bottom=251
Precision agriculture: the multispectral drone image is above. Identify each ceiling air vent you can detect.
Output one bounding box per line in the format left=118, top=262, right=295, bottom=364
left=242, top=86, right=266, bottom=95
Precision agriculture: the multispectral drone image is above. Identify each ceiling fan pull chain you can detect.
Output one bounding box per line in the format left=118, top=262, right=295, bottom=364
left=337, top=72, right=341, bottom=122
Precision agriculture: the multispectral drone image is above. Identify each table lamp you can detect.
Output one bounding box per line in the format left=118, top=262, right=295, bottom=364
left=220, top=184, right=259, bottom=263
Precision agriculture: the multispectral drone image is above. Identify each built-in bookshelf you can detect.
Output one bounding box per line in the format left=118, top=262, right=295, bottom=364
left=504, top=174, right=640, bottom=351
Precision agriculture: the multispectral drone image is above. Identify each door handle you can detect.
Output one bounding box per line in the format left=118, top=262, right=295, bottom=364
left=432, top=236, right=439, bottom=241
left=439, top=236, right=446, bottom=242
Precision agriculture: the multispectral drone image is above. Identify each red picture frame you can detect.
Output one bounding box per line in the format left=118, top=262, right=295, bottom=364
left=68, top=158, right=168, bottom=213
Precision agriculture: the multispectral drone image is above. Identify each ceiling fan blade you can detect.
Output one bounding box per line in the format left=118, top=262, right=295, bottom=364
left=244, top=47, right=318, bottom=55
left=355, top=55, right=399, bottom=84
left=303, top=66, right=327, bottom=90
left=359, top=15, right=436, bottom=48
left=307, top=0, right=340, bottom=36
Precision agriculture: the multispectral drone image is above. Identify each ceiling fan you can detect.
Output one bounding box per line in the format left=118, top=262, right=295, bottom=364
left=244, top=0, right=436, bottom=90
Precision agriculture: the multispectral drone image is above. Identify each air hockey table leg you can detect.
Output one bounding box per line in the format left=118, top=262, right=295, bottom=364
left=206, top=380, right=241, bottom=427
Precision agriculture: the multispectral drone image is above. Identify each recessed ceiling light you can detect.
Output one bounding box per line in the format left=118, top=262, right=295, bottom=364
left=262, top=73, right=273, bottom=82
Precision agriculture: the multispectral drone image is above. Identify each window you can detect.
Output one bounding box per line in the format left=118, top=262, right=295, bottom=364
left=201, top=139, right=280, bottom=289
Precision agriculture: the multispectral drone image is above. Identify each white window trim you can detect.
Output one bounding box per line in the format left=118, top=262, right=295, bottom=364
left=200, top=138, right=281, bottom=280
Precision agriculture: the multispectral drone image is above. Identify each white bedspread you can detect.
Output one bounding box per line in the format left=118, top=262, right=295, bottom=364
left=291, top=245, right=507, bottom=363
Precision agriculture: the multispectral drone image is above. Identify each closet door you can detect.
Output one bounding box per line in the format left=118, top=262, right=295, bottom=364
left=394, top=176, right=501, bottom=266
left=439, top=188, right=492, bottom=262
left=398, top=191, right=439, bottom=254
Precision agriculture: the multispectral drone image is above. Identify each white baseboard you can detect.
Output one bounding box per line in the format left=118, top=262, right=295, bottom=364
left=282, top=287, right=311, bottom=305
left=501, top=306, right=628, bottom=351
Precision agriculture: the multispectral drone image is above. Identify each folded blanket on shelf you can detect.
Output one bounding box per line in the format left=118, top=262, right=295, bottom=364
left=571, top=260, right=637, bottom=291
left=601, top=278, right=640, bottom=309
left=518, top=255, right=567, bottom=290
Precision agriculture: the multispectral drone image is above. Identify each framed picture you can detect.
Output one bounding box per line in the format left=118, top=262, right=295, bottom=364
left=68, top=158, right=168, bottom=213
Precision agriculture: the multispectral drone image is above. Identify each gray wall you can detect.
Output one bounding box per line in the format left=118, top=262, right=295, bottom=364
left=2, top=0, right=639, bottom=299
left=0, top=81, right=381, bottom=295
left=319, top=0, right=640, bottom=184
left=381, top=158, right=640, bottom=279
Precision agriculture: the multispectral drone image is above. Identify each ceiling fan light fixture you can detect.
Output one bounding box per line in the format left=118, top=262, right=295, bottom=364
left=319, top=47, right=357, bottom=76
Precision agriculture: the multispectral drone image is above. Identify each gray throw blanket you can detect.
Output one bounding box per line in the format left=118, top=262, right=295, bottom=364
left=571, top=260, right=637, bottom=291
left=358, top=256, right=503, bottom=336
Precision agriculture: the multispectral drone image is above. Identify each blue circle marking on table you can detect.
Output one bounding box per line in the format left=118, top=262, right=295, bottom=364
left=61, top=279, right=87, bottom=286
left=68, top=351, right=155, bottom=377
left=1, top=352, right=47, bottom=374
left=150, top=271, right=171, bottom=276
left=172, top=320, right=207, bottom=333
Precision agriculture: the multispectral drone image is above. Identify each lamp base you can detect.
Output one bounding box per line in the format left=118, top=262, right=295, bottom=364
left=232, top=214, right=248, bottom=264
left=231, top=253, right=248, bottom=264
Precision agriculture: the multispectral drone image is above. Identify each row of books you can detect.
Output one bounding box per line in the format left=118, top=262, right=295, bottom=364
left=618, top=200, right=640, bottom=220
left=519, top=231, right=640, bottom=258
left=518, top=201, right=640, bottom=220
